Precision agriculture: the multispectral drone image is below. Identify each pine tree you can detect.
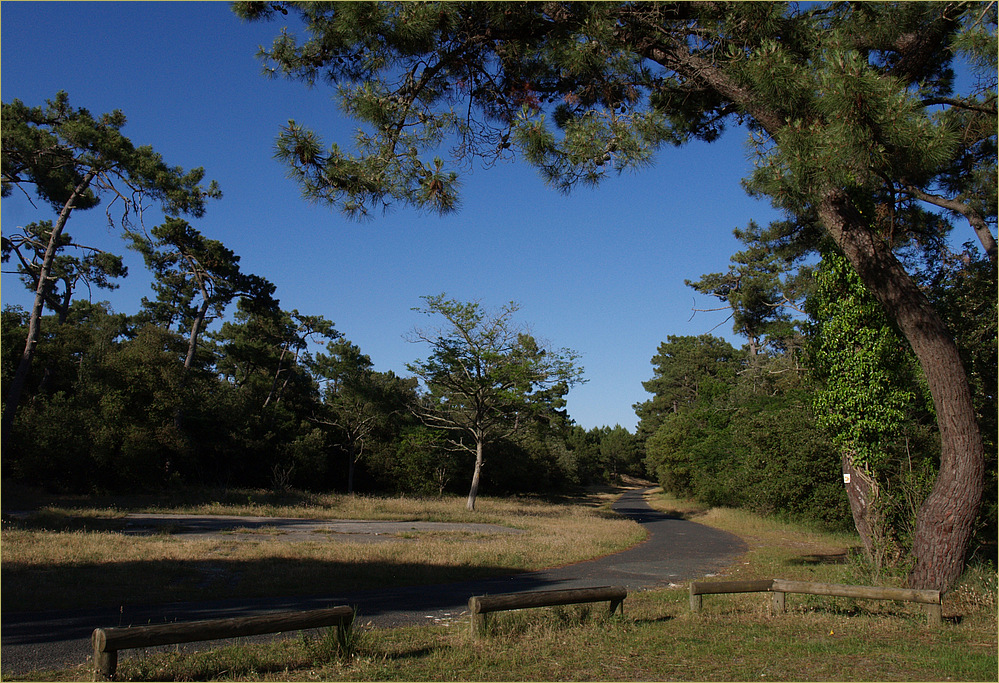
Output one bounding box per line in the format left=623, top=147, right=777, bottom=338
left=236, top=2, right=995, bottom=590
left=128, top=217, right=275, bottom=372
left=1, top=92, right=220, bottom=449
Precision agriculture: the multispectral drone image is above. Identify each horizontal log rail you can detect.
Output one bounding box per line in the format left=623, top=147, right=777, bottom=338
left=689, top=579, right=942, bottom=626
left=468, top=586, right=627, bottom=638
left=92, top=605, right=354, bottom=680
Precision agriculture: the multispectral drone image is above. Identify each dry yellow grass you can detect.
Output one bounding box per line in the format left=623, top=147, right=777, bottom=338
left=1, top=491, right=645, bottom=612
left=7, top=487, right=996, bottom=682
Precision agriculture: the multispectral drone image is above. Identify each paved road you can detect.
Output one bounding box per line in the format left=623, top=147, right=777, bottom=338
left=1, top=488, right=746, bottom=676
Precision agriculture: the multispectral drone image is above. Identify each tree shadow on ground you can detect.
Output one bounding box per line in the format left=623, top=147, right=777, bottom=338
left=2, top=553, right=592, bottom=639
left=786, top=552, right=852, bottom=566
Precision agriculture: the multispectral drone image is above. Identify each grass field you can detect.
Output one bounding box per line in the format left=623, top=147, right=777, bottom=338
left=3, top=485, right=996, bottom=681
left=1, top=485, right=643, bottom=613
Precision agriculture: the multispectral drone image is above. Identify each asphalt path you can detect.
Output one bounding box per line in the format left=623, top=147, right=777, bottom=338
left=0, top=487, right=746, bottom=676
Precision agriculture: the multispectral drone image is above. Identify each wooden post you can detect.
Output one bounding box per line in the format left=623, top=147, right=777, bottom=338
left=92, top=630, right=117, bottom=682
left=468, top=596, right=487, bottom=638
left=689, top=588, right=702, bottom=613
left=770, top=590, right=785, bottom=615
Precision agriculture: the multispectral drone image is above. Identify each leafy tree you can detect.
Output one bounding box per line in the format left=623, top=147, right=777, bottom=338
left=376, top=425, right=466, bottom=497
left=2, top=221, right=128, bottom=395
left=86, top=324, right=194, bottom=487
left=809, top=250, right=928, bottom=566
left=686, top=218, right=819, bottom=355
left=212, top=301, right=336, bottom=407
left=597, top=425, right=642, bottom=480
left=0, top=305, right=195, bottom=491
left=1, top=301, right=132, bottom=488
left=207, top=301, right=337, bottom=485
left=638, top=338, right=743, bottom=506
left=313, top=339, right=418, bottom=493
left=236, top=1, right=995, bottom=589
left=1, top=91, right=220, bottom=450
left=406, top=294, right=584, bottom=510
left=640, top=333, right=850, bottom=528
left=564, top=425, right=605, bottom=486
left=730, top=389, right=850, bottom=531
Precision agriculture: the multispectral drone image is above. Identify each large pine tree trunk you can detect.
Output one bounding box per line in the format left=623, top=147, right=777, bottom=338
left=819, top=191, right=985, bottom=591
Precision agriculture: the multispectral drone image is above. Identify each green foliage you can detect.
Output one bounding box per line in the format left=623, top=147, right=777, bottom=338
left=645, top=407, right=737, bottom=505
left=313, top=339, right=419, bottom=492
left=686, top=218, right=824, bottom=353
left=2, top=220, right=128, bottom=322
left=406, top=294, right=585, bottom=507
left=236, top=3, right=993, bottom=584
left=807, top=249, right=947, bottom=568
left=639, top=334, right=850, bottom=530
left=634, top=334, right=742, bottom=440
left=1, top=90, right=219, bottom=217
left=731, top=393, right=850, bottom=530
left=1, top=90, right=222, bottom=455
left=1, top=288, right=602, bottom=497
left=370, top=425, right=467, bottom=497
left=809, top=250, right=922, bottom=474
left=233, top=2, right=675, bottom=214
left=128, top=217, right=275, bottom=337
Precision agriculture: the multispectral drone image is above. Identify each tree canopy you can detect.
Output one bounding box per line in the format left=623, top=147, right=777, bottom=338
left=1, top=91, right=221, bottom=447
left=407, top=294, right=584, bottom=509
left=235, top=1, right=996, bottom=590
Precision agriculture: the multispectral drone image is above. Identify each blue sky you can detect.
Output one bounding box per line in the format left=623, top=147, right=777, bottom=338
left=1, top=1, right=784, bottom=430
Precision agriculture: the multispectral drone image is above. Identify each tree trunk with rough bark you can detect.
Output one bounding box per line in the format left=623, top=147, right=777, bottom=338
left=819, top=191, right=985, bottom=591
left=841, top=453, right=879, bottom=560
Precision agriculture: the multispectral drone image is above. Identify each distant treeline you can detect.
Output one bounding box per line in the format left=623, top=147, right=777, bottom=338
left=0, top=298, right=645, bottom=497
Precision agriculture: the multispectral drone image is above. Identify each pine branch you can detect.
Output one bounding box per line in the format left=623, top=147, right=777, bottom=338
left=920, top=95, right=997, bottom=114
left=901, top=183, right=998, bottom=261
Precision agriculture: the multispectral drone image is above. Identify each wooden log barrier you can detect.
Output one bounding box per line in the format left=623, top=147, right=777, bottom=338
left=689, top=580, right=775, bottom=612
left=92, top=605, right=354, bottom=680
left=689, top=579, right=942, bottom=626
left=770, top=579, right=942, bottom=626
left=468, top=586, right=627, bottom=638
